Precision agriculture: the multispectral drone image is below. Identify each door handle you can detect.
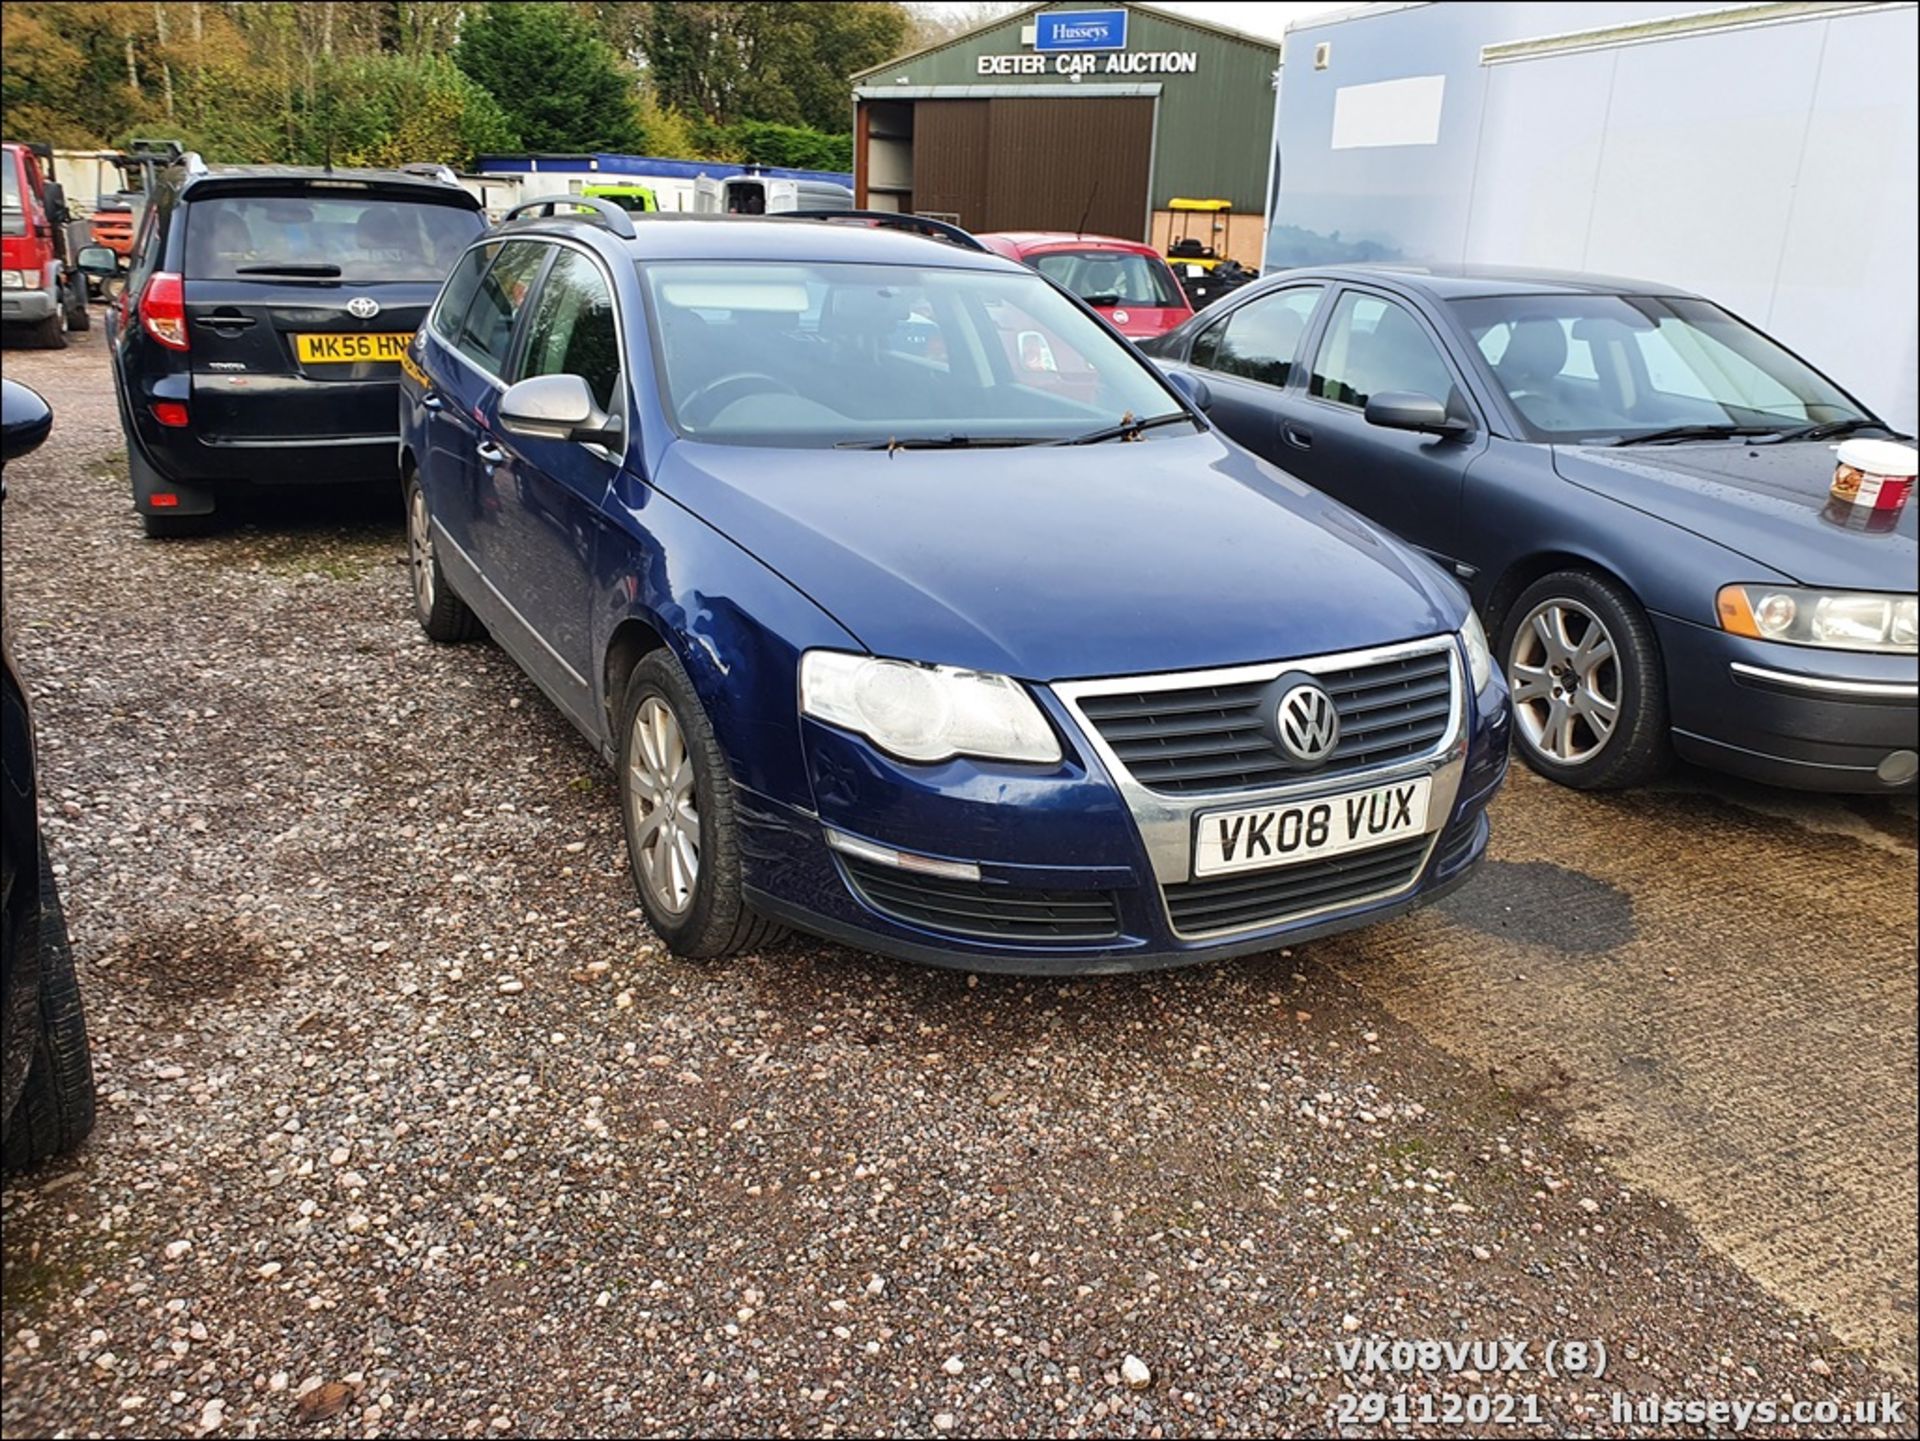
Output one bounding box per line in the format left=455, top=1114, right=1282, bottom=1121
left=476, top=439, right=505, bottom=466
left=420, top=391, right=444, bottom=412
left=1283, top=422, right=1314, bottom=450
left=197, top=311, right=255, bottom=332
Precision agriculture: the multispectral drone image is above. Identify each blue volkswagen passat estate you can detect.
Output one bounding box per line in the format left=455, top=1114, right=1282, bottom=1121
left=398, top=201, right=1510, bottom=972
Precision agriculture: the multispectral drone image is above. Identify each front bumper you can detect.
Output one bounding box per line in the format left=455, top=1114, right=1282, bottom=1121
left=1655, top=613, right=1918, bottom=792
left=1, top=288, right=57, bottom=323
left=737, top=638, right=1511, bottom=974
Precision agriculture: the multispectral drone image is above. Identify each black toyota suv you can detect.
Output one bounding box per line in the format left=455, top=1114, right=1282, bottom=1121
left=89, top=160, right=485, bottom=536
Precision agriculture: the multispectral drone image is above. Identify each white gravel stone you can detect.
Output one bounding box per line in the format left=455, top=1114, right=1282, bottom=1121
left=1121, top=1355, right=1153, bottom=1390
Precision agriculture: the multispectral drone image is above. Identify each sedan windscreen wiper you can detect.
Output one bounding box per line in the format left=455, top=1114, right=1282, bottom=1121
left=1056, top=411, right=1195, bottom=445
left=1609, top=422, right=1785, bottom=446
left=1751, top=417, right=1906, bottom=445
left=234, top=262, right=343, bottom=277
left=834, top=434, right=1044, bottom=451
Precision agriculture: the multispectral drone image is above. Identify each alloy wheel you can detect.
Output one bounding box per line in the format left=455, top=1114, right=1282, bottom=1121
left=407, top=486, right=435, bottom=621
left=1507, top=598, right=1621, bottom=765
left=627, top=696, right=700, bottom=916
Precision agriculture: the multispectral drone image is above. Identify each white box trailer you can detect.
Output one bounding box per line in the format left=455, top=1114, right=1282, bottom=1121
left=1266, top=1, right=1919, bottom=431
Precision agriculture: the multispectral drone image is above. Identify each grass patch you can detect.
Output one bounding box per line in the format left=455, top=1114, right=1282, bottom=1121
left=86, top=450, right=128, bottom=483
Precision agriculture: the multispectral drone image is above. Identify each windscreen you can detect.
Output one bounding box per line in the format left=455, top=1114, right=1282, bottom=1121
left=640, top=260, right=1181, bottom=447
left=1, top=157, right=24, bottom=238
left=183, top=191, right=482, bottom=282
left=1032, top=249, right=1183, bottom=309
left=1451, top=293, right=1870, bottom=442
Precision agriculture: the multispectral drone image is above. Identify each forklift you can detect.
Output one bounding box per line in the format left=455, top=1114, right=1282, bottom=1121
left=83, top=139, right=183, bottom=299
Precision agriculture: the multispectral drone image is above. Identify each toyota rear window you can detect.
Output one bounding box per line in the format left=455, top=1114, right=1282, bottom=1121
left=184, top=192, right=482, bottom=282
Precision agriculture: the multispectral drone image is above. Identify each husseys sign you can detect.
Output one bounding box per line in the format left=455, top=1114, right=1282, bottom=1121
left=975, top=8, right=1200, bottom=77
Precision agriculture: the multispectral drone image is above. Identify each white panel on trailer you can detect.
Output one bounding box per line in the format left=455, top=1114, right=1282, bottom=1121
left=1765, top=5, right=1919, bottom=430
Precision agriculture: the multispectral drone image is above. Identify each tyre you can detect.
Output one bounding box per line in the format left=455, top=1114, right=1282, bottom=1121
left=405, top=473, right=482, bottom=642
left=141, top=511, right=212, bottom=539
left=63, top=278, right=90, bottom=332
left=1498, top=569, right=1670, bottom=790
left=617, top=650, right=784, bottom=959
left=3, top=846, right=96, bottom=1173
left=27, top=312, right=66, bottom=350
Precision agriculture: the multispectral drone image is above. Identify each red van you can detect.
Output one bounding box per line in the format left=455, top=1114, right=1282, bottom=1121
left=977, top=232, right=1193, bottom=341
left=1, top=143, right=89, bottom=349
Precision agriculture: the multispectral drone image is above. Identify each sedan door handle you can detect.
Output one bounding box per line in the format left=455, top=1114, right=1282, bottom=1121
left=1283, top=422, right=1314, bottom=450
left=475, top=439, right=505, bottom=466
left=420, top=391, right=444, bottom=412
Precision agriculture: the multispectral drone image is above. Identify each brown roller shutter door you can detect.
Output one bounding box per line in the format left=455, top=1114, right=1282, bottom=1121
left=910, top=96, right=1154, bottom=239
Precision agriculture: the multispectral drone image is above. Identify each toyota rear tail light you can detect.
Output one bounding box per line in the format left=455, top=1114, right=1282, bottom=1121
left=140, top=271, right=189, bottom=351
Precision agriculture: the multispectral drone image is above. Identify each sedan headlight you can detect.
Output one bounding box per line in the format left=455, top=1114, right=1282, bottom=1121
left=1460, top=610, right=1493, bottom=692
left=1717, top=585, right=1918, bottom=654
left=0, top=270, right=27, bottom=290
left=800, top=651, right=1062, bottom=765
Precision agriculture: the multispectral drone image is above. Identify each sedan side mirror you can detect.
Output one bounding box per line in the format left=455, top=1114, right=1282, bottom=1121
left=1164, top=369, right=1213, bottom=413
left=498, top=374, right=622, bottom=449
left=1364, top=390, right=1468, bottom=437
left=76, top=245, right=120, bottom=277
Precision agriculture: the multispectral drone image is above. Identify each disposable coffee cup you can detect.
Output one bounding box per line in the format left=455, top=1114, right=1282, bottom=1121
left=1830, top=438, right=1918, bottom=512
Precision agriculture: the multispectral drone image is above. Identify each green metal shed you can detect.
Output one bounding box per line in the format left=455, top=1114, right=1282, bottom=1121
left=851, top=3, right=1278, bottom=263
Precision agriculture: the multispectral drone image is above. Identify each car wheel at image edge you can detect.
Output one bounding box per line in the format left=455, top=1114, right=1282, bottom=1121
left=405, top=472, right=482, bottom=642
left=3, top=845, right=95, bottom=1173
left=27, top=311, right=66, bottom=350
left=1499, top=569, right=1670, bottom=790
left=618, top=650, right=783, bottom=959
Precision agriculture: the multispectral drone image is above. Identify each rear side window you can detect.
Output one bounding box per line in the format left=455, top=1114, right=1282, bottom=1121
left=516, top=249, right=621, bottom=411
left=183, top=192, right=480, bottom=282
left=454, top=240, right=549, bottom=377
left=1191, top=286, right=1322, bottom=386
left=430, top=243, right=498, bottom=344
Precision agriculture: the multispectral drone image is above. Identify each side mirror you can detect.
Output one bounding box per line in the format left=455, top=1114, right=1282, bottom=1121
left=1, top=378, right=54, bottom=465
left=76, top=245, right=120, bottom=277
left=1164, top=369, right=1213, bottom=413
left=1364, top=390, right=1468, bottom=437
left=498, top=374, right=621, bottom=449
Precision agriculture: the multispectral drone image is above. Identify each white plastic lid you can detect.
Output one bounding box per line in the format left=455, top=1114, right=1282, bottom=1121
left=1836, top=438, right=1919, bottom=477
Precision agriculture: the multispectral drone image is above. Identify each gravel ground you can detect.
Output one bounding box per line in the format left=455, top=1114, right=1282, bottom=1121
left=2, top=330, right=1915, bottom=1438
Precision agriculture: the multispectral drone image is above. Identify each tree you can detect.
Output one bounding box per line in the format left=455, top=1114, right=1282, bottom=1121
left=454, top=2, right=643, bottom=153
left=298, top=54, right=520, bottom=168
left=628, top=2, right=910, bottom=132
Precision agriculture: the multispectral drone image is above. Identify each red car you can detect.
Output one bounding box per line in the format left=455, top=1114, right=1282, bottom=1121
left=977, top=232, right=1192, bottom=341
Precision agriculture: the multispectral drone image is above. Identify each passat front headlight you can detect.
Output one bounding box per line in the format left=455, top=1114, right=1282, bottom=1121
left=800, top=651, right=1062, bottom=765
left=1717, top=585, right=1918, bottom=654
left=1460, top=610, right=1493, bottom=692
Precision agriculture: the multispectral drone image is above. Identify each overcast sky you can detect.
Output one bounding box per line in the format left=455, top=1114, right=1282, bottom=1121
left=914, top=2, right=1353, bottom=45
left=1143, top=2, right=1352, bottom=43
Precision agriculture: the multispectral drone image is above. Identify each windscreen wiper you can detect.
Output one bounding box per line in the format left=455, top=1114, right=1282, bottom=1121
left=234, top=262, right=343, bottom=277
left=1751, top=417, right=1906, bottom=445
left=834, top=434, right=1044, bottom=451
left=1056, top=411, right=1194, bottom=445
left=1609, top=422, right=1784, bottom=446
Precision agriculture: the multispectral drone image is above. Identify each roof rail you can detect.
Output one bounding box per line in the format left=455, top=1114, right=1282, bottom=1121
left=786, top=209, right=988, bottom=253
left=502, top=192, right=638, bottom=241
